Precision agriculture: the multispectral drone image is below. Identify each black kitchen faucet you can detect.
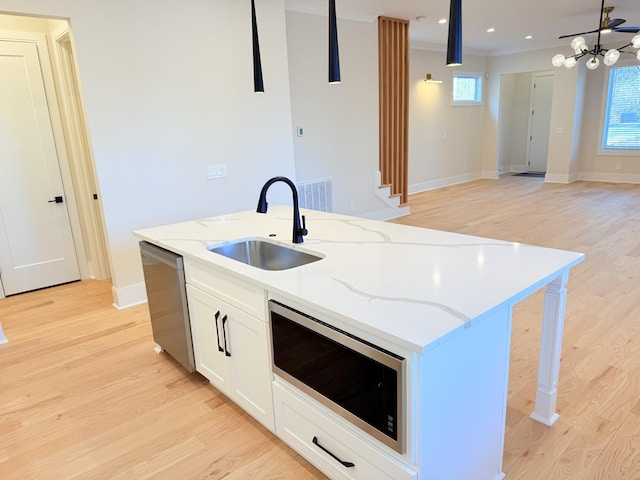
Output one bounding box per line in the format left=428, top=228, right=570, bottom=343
left=256, top=176, right=308, bottom=244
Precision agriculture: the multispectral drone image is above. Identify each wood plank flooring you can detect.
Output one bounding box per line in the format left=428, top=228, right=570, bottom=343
left=1, top=176, right=640, bottom=479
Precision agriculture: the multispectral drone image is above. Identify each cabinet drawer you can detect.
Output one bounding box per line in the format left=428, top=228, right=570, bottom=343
left=273, top=382, right=416, bottom=480
left=184, top=259, right=265, bottom=319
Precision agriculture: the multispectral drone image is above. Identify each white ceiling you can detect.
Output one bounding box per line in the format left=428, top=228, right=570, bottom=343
left=288, top=0, right=640, bottom=56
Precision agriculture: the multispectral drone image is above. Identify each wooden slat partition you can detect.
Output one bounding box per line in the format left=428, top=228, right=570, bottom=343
left=378, top=16, right=409, bottom=205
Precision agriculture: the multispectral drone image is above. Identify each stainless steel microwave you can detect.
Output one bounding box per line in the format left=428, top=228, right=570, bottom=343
left=269, top=300, right=405, bottom=454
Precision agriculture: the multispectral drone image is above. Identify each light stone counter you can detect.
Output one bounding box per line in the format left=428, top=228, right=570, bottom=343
left=134, top=206, right=584, bottom=354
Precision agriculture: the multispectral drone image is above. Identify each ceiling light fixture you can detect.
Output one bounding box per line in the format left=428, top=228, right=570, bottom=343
left=446, top=0, right=462, bottom=66
left=328, top=0, right=341, bottom=83
left=552, top=0, right=640, bottom=70
left=424, top=73, right=443, bottom=84
left=438, top=18, right=447, bottom=24
left=525, top=35, right=533, bottom=39
left=251, top=0, right=264, bottom=93
left=487, top=27, right=495, bottom=33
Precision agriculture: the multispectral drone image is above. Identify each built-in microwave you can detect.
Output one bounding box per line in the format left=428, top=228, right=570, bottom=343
left=269, top=299, right=405, bottom=454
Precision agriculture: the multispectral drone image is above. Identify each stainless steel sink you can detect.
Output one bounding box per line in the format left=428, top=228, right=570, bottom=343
left=208, top=238, right=323, bottom=271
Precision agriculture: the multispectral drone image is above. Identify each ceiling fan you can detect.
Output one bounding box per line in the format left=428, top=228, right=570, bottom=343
left=552, top=0, right=640, bottom=69
left=559, top=2, right=640, bottom=39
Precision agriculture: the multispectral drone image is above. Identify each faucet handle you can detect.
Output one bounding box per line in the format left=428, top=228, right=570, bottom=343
left=300, top=215, right=308, bottom=236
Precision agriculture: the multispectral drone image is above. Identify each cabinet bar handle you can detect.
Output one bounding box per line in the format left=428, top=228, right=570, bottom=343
left=312, top=436, right=355, bottom=468
left=214, top=311, right=223, bottom=352
left=222, top=315, right=231, bottom=357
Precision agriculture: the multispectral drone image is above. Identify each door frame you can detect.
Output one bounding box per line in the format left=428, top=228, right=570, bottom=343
left=49, top=24, right=111, bottom=280
left=0, top=24, right=110, bottom=299
left=525, top=71, right=554, bottom=173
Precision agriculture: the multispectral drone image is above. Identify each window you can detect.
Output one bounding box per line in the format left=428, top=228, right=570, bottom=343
left=602, top=65, right=640, bottom=151
left=452, top=72, right=483, bottom=105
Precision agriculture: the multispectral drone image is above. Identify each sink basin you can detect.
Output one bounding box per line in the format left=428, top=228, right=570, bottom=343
left=208, top=238, right=323, bottom=271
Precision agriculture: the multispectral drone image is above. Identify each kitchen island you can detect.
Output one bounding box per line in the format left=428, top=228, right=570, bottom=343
left=134, top=206, right=584, bottom=480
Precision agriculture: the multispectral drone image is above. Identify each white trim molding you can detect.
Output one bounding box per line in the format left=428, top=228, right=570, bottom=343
left=112, top=282, right=147, bottom=310
left=285, top=0, right=381, bottom=22
left=410, top=171, right=483, bottom=195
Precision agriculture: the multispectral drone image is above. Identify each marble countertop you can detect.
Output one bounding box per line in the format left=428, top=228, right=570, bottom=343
left=134, top=206, right=584, bottom=353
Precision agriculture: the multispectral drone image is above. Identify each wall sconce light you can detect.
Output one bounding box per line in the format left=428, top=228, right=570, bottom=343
left=251, top=0, right=264, bottom=92
left=329, top=0, right=341, bottom=83
left=446, top=0, right=462, bottom=66
left=424, top=73, right=443, bottom=84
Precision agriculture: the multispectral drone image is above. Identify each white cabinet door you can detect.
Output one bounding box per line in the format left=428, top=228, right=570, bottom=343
left=227, top=306, right=274, bottom=430
left=187, top=284, right=231, bottom=395
left=186, top=283, right=274, bottom=432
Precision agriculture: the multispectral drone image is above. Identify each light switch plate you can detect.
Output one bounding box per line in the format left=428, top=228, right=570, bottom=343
left=207, top=164, right=227, bottom=179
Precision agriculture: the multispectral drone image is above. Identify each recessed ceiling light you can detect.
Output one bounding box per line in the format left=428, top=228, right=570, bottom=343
left=525, top=35, right=533, bottom=39
left=438, top=18, right=447, bottom=24
left=487, top=27, right=496, bottom=33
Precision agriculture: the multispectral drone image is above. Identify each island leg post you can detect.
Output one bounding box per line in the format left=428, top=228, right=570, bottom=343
left=530, top=271, right=568, bottom=426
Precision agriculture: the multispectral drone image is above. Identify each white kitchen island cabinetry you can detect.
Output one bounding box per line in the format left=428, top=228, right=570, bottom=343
left=185, top=260, right=274, bottom=432
left=273, top=381, right=417, bottom=480
left=134, top=206, right=585, bottom=480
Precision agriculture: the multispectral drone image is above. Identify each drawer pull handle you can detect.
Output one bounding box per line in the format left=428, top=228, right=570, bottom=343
left=214, top=311, right=223, bottom=352
left=312, top=436, right=355, bottom=468
left=222, top=315, right=231, bottom=357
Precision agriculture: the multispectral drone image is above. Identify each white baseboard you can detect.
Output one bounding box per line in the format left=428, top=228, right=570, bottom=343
left=0, top=322, right=7, bottom=344
left=409, top=172, right=482, bottom=195
left=543, top=173, right=572, bottom=183
left=579, top=172, right=640, bottom=184
left=360, top=205, right=410, bottom=221
left=112, top=282, right=147, bottom=310
left=372, top=171, right=411, bottom=220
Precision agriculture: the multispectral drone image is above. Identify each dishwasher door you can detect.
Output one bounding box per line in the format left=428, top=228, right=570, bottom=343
left=139, top=241, right=195, bottom=373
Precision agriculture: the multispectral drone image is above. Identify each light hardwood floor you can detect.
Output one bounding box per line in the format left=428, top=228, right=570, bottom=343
left=1, top=176, right=639, bottom=479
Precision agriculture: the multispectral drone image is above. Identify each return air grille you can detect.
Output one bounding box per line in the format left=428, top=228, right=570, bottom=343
left=296, top=178, right=333, bottom=212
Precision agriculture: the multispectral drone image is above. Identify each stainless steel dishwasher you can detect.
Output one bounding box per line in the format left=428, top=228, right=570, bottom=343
left=139, top=241, right=195, bottom=373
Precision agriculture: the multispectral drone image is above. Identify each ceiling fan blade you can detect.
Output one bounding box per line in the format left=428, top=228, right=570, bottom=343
left=559, top=29, right=599, bottom=39
left=613, top=26, right=640, bottom=33
left=606, top=18, right=626, bottom=29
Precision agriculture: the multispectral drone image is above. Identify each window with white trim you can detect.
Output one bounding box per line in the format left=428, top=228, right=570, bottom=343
left=452, top=72, right=483, bottom=105
left=602, top=65, right=640, bottom=152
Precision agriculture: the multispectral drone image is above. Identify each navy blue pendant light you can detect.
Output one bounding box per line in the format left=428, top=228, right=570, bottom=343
left=251, top=0, right=264, bottom=92
left=329, top=0, right=341, bottom=83
left=446, top=0, right=462, bottom=66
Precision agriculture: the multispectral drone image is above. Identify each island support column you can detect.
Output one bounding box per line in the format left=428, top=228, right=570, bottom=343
left=530, top=271, right=569, bottom=425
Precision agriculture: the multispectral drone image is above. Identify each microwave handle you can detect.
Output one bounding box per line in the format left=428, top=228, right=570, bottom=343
left=312, top=436, right=355, bottom=468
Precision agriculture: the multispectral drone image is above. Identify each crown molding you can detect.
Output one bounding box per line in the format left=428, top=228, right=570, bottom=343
left=285, top=0, right=382, bottom=23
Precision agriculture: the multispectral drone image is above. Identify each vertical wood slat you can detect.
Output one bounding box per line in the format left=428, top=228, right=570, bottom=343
left=378, top=17, right=409, bottom=205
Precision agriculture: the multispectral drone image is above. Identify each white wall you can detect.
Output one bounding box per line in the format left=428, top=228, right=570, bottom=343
left=0, top=0, right=297, bottom=307
left=486, top=45, right=640, bottom=183
left=577, top=60, right=640, bottom=183
left=408, top=49, right=488, bottom=193
left=286, top=10, right=384, bottom=217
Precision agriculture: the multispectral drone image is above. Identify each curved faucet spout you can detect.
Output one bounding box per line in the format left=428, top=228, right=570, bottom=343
left=256, top=176, right=308, bottom=244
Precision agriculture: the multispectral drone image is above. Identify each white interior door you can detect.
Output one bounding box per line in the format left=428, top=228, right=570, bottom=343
left=527, top=73, right=554, bottom=173
left=0, top=38, right=80, bottom=295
